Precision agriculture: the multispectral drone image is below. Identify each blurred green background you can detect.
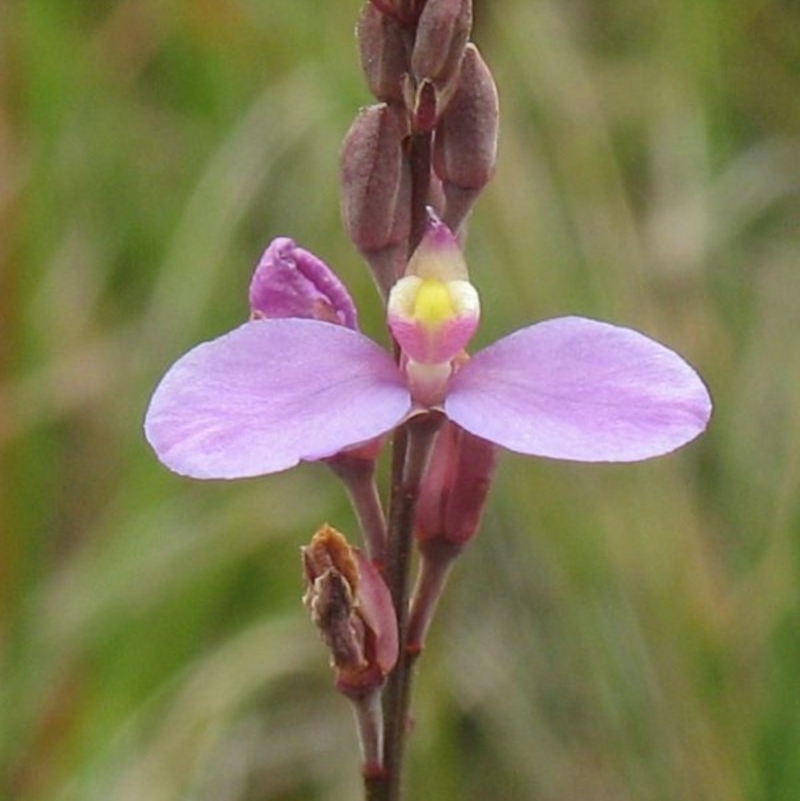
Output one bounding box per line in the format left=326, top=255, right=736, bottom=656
left=3, top=0, right=800, bottom=799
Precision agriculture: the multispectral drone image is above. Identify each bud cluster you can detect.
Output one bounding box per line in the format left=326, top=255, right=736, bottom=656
left=340, top=0, right=499, bottom=295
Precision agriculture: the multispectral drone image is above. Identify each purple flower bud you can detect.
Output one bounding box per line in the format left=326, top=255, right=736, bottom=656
left=340, top=104, right=412, bottom=294
left=302, top=525, right=398, bottom=696
left=411, top=0, right=472, bottom=90
left=409, top=77, right=439, bottom=134
left=249, top=238, right=358, bottom=329
left=415, top=421, right=497, bottom=548
left=357, top=2, right=411, bottom=104
left=406, top=420, right=498, bottom=651
left=432, top=44, right=499, bottom=230
left=367, top=0, right=414, bottom=24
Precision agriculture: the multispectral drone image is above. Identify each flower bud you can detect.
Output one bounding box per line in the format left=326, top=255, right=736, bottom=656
left=357, top=2, right=411, bottom=104
left=406, top=420, right=497, bottom=651
left=303, top=525, right=398, bottom=696
left=408, top=77, right=439, bottom=134
left=340, top=104, right=412, bottom=295
left=411, top=0, right=472, bottom=90
left=415, top=420, right=497, bottom=549
left=432, top=44, right=499, bottom=231
left=249, top=238, right=358, bottom=329
left=367, top=0, right=413, bottom=24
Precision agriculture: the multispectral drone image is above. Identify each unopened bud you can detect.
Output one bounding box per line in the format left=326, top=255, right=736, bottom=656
left=406, top=420, right=497, bottom=651
left=415, top=420, right=497, bottom=549
left=358, top=3, right=411, bottom=104
left=340, top=104, right=412, bottom=295
left=411, top=0, right=472, bottom=90
left=432, top=44, right=499, bottom=231
left=368, top=0, right=413, bottom=24
left=408, top=77, right=439, bottom=134
left=302, top=525, right=398, bottom=696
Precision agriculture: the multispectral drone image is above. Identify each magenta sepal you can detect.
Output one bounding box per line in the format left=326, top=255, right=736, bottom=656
left=445, top=316, right=712, bottom=462
left=249, top=238, right=358, bottom=329
left=144, top=318, right=410, bottom=479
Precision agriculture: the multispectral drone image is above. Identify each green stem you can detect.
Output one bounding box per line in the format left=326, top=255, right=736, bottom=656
left=328, top=455, right=388, bottom=563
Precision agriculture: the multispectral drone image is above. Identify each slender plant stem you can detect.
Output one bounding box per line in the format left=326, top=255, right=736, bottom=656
left=381, top=414, right=439, bottom=801
left=364, top=771, right=388, bottom=801
left=365, top=126, right=435, bottom=801
left=351, top=689, right=387, bottom=785
left=328, top=456, right=388, bottom=563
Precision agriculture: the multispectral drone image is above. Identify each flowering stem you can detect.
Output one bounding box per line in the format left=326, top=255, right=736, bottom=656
left=379, top=412, right=441, bottom=801
left=372, top=126, right=437, bottom=801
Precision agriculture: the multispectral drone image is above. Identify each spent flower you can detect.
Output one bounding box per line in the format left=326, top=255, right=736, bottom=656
left=302, top=524, right=398, bottom=695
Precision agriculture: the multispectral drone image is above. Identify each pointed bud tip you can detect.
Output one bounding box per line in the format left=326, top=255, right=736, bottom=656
left=406, top=210, right=467, bottom=281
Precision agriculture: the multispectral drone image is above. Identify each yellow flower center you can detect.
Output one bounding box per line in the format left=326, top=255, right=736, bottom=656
left=412, top=278, right=456, bottom=329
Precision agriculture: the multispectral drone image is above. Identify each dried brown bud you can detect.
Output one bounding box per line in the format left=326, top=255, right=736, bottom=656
left=302, top=525, right=398, bottom=696
left=340, top=103, right=412, bottom=294
left=357, top=3, right=411, bottom=104
left=432, top=44, right=499, bottom=230
left=410, top=0, right=472, bottom=89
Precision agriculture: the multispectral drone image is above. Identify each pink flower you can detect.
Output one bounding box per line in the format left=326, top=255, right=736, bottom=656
left=144, top=225, right=711, bottom=480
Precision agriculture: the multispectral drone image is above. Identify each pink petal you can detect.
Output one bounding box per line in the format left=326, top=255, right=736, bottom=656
left=145, top=319, right=410, bottom=479
left=445, top=316, right=712, bottom=462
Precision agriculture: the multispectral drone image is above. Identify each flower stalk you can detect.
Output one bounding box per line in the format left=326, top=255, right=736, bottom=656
left=380, top=412, right=442, bottom=800
left=142, top=1, right=712, bottom=799
left=327, top=447, right=388, bottom=564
